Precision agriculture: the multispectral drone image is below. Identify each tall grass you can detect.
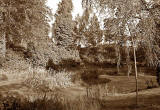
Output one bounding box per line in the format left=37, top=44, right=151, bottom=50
left=0, top=88, right=104, bottom=110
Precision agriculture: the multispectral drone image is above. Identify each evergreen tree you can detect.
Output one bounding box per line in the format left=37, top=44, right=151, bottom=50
left=74, top=7, right=91, bottom=47
left=86, top=14, right=103, bottom=46
left=53, top=0, right=75, bottom=48
left=74, top=7, right=103, bottom=47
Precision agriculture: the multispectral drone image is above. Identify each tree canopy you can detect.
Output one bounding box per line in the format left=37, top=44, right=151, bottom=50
left=82, top=0, right=160, bottom=65
left=52, top=0, right=75, bottom=48
left=0, top=0, right=52, bottom=46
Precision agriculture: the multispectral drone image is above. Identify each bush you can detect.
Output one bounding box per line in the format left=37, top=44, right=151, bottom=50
left=23, top=68, right=74, bottom=91
left=81, top=70, right=111, bottom=85
left=46, top=58, right=59, bottom=70
left=59, top=58, right=81, bottom=69
left=79, top=46, right=116, bottom=67
left=145, top=79, right=158, bottom=89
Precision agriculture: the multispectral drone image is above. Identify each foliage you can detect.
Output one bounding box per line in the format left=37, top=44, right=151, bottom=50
left=74, top=8, right=91, bottom=47
left=0, top=93, right=103, bottom=110
left=23, top=68, right=74, bottom=90
left=86, top=14, right=103, bottom=46
left=74, top=7, right=103, bottom=47
left=0, top=0, right=52, bottom=46
left=53, top=0, right=75, bottom=48
left=82, top=0, right=160, bottom=66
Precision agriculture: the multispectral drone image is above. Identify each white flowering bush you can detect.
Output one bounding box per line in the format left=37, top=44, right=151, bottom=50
left=23, top=68, right=74, bottom=91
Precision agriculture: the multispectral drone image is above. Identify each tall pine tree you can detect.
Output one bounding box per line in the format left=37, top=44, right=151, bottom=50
left=53, top=0, right=75, bottom=48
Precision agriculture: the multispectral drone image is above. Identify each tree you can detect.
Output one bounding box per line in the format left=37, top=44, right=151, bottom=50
left=82, top=0, right=160, bottom=106
left=103, top=18, right=125, bottom=74
left=74, top=7, right=91, bottom=47
left=74, top=6, right=103, bottom=47
left=138, top=0, right=160, bottom=65
left=0, top=0, right=52, bottom=47
left=53, top=0, right=75, bottom=48
left=86, top=14, right=103, bottom=47
left=0, top=31, right=6, bottom=67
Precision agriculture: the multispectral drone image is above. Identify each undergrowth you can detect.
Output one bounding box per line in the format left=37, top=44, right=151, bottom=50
left=0, top=90, right=104, bottom=110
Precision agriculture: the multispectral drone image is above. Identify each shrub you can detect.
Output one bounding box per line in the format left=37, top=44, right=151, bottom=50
left=81, top=70, right=111, bottom=85
left=59, top=58, right=81, bottom=69
left=145, top=79, right=158, bottom=89
left=23, top=68, right=74, bottom=91
left=46, top=58, right=59, bottom=70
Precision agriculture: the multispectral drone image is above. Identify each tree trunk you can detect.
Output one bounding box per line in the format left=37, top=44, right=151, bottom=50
left=117, top=51, right=121, bottom=74
left=0, top=32, right=6, bottom=67
left=132, top=38, right=138, bottom=106
left=126, top=46, right=132, bottom=77
left=115, top=45, right=121, bottom=74
left=0, top=12, right=6, bottom=67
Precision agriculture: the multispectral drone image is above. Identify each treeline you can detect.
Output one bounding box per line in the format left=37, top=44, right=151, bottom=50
left=0, top=0, right=160, bottom=72
left=52, top=0, right=160, bottom=73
